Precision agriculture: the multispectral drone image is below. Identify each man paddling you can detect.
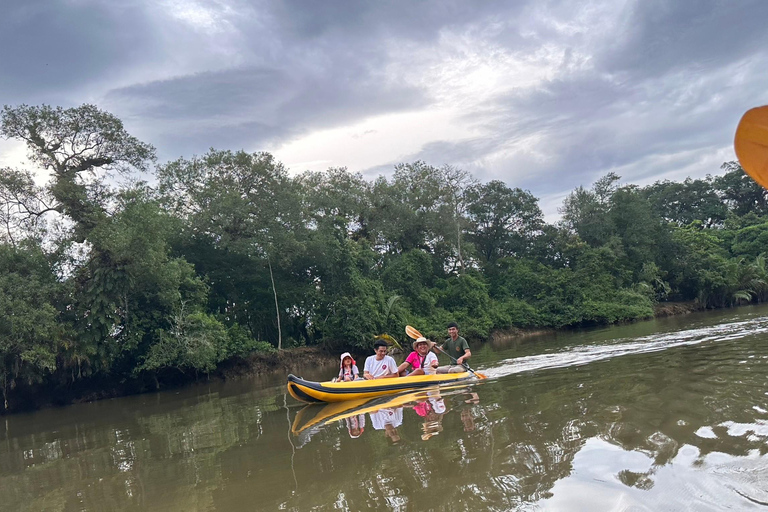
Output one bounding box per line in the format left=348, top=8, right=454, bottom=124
left=436, top=322, right=471, bottom=374
left=363, top=340, right=398, bottom=379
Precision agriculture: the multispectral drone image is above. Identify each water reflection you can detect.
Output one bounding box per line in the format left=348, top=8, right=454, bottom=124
left=292, top=388, right=480, bottom=448
left=2, top=307, right=768, bottom=510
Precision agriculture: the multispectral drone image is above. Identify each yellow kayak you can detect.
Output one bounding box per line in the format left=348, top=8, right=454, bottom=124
left=286, top=372, right=478, bottom=403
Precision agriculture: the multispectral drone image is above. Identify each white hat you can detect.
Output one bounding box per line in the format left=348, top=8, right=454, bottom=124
left=412, top=337, right=435, bottom=351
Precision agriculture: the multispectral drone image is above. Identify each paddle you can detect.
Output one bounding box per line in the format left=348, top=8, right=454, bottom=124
left=734, top=105, right=768, bottom=190
left=405, top=325, right=487, bottom=379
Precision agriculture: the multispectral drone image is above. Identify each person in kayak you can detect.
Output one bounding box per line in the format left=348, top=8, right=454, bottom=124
left=397, top=337, right=439, bottom=376
left=436, top=321, right=471, bottom=374
left=337, top=352, right=360, bottom=381
left=363, top=340, right=399, bottom=379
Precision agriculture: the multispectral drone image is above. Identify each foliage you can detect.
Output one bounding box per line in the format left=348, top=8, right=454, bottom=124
left=0, top=243, right=64, bottom=411
left=1, top=102, right=767, bottom=411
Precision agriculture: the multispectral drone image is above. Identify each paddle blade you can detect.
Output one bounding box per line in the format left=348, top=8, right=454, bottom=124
left=735, top=105, right=768, bottom=190
left=405, top=325, right=423, bottom=339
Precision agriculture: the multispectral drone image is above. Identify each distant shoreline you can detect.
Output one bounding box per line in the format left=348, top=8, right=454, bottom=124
left=2, top=300, right=717, bottom=416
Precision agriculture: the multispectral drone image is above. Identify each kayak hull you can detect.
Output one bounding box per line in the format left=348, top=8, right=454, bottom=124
left=286, top=372, right=476, bottom=403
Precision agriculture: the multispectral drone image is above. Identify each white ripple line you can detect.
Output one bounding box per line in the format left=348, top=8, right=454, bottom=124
left=482, top=317, right=768, bottom=379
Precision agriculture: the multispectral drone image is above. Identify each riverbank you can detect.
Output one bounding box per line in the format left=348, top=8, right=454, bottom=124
left=653, top=301, right=706, bottom=317
left=0, top=300, right=722, bottom=415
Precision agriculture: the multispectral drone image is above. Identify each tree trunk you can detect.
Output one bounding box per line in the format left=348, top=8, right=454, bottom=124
left=457, top=219, right=464, bottom=274
left=268, top=258, right=283, bottom=350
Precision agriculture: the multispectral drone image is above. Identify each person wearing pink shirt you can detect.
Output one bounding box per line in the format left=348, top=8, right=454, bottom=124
left=397, top=337, right=439, bottom=376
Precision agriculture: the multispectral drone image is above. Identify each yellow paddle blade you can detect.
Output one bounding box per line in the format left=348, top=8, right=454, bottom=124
left=405, top=325, right=423, bottom=339
left=735, top=105, right=768, bottom=190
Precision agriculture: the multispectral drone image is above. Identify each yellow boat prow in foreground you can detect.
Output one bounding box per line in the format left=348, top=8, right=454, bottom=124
left=286, top=372, right=479, bottom=403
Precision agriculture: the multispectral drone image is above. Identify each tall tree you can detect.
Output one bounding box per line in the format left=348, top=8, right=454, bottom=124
left=559, top=173, right=620, bottom=247
left=466, top=180, right=543, bottom=264
left=0, top=104, right=155, bottom=242
left=157, top=149, right=307, bottom=349
left=642, top=177, right=727, bottom=227
left=715, top=162, right=768, bottom=217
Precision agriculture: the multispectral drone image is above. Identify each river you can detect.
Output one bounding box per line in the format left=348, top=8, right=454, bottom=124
left=2, top=306, right=768, bottom=511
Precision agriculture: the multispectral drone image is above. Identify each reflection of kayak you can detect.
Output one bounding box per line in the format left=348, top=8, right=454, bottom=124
left=291, top=398, right=372, bottom=435
left=287, top=372, right=477, bottom=403
left=291, top=384, right=474, bottom=435
left=292, top=390, right=430, bottom=434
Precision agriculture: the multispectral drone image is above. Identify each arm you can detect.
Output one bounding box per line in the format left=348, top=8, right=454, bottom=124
left=457, top=348, right=471, bottom=366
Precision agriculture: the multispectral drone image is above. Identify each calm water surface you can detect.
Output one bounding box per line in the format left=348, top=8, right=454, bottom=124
left=3, top=306, right=768, bottom=511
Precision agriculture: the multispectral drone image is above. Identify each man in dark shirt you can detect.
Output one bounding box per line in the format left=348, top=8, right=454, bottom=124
left=436, top=322, right=471, bottom=373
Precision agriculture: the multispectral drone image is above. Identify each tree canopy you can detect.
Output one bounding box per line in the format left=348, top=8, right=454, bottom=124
left=2, top=103, right=767, bottom=412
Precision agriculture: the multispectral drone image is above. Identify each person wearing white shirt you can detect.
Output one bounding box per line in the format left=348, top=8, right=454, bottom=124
left=363, top=340, right=398, bottom=379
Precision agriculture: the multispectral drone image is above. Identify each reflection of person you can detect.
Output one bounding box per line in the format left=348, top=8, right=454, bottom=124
left=337, top=352, right=359, bottom=382
left=369, top=407, right=403, bottom=444
left=364, top=340, right=398, bottom=379
left=419, top=398, right=446, bottom=441
left=437, top=322, right=471, bottom=374
left=398, top=337, right=439, bottom=376
left=345, top=414, right=365, bottom=438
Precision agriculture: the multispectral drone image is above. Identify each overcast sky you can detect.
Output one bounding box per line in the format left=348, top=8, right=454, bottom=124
left=1, top=0, right=767, bottom=216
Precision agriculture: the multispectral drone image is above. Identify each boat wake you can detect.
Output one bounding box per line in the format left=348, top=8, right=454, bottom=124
left=481, top=316, right=768, bottom=379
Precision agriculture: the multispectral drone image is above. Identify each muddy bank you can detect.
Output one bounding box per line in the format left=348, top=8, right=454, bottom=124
left=485, top=301, right=710, bottom=345
left=217, top=347, right=339, bottom=380
left=2, top=347, right=340, bottom=415
left=487, top=327, right=554, bottom=345
left=653, top=301, right=706, bottom=317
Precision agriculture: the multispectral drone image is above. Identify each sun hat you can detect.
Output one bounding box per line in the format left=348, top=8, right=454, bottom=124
left=412, top=337, right=435, bottom=351
left=339, top=352, right=355, bottom=367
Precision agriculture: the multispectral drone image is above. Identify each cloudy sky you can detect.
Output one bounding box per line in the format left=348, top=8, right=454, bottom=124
left=1, top=0, right=767, bottom=216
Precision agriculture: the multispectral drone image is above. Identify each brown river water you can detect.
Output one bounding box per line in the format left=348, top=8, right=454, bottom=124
left=3, top=305, right=768, bottom=511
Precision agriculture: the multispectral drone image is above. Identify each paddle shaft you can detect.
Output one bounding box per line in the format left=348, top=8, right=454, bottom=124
left=406, top=324, right=485, bottom=379
left=433, top=343, right=481, bottom=378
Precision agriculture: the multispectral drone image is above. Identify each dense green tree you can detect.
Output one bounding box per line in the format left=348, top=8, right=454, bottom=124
left=715, top=162, right=768, bottom=217
left=642, top=177, right=726, bottom=227
left=0, top=104, right=155, bottom=242
left=0, top=243, right=64, bottom=411
left=466, top=181, right=543, bottom=264
left=559, top=173, right=620, bottom=247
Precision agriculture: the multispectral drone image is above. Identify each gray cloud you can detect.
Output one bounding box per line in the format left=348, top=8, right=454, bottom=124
left=0, top=0, right=157, bottom=103
left=107, top=60, right=429, bottom=158
left=2, top=0, right=767, bottom=217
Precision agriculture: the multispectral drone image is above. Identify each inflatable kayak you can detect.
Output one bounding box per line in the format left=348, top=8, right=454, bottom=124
left=286, top=372, right=479, bottom=403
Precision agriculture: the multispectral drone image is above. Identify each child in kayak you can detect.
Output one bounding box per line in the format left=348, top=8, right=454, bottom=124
left=338, top=352, right=360, bottom=381
left=398, top=337, right=439, bottom=376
